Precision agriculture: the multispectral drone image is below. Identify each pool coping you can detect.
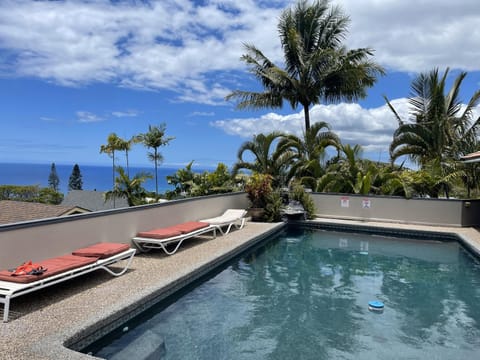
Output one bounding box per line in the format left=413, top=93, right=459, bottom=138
left=1, top=219, right=480, bottom=359
left=0, top=222, right=284, bottom=360
left=304, top=218, right=480, bottom=259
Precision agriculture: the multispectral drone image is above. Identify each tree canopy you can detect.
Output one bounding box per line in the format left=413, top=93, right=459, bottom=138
left=226, top=0, right=384, bottom=131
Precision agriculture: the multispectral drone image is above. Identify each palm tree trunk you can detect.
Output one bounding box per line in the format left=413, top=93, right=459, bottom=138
left=112, top=150, right=116, bottom=208
left=154, top=148, right=158, bottom=197
left=126, top=150, right=130, bottom=177
left=303, top=103, right=311, bottom=131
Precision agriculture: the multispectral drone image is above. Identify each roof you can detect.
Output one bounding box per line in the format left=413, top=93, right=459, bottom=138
left=61, top=190, right=129, bottom=212
left=0, top=200, right=88, bottom=225
left=460, top=151, right=480, bottom=163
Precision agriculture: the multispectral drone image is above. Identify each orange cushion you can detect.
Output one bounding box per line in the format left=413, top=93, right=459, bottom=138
left=72, top=243, right=131, bottom=259
left=0, top=254, right=98, bottom=284
left=170, top=221, right=209, bottom=233
left=136, top=228, right=182, bottom=239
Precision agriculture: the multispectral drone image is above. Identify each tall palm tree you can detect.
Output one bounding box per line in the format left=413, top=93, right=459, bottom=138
left=226, top=0, right=384, bottom=131
left=116, top=136, right=135, bottom=177
left=233, top=132, right=293, bottom=187
left=100, top=133, right=123, bottom=193
left=137, top=124, right=174, bottom=196
left=385, top=68, right=480, bottom=197
left=277, top=121, right=340, bottom=188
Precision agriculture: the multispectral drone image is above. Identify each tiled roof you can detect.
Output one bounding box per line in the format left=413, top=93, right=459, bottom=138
left=0, top=200, right=87, bottom=225
left=61, top=190, right=129, bottom=211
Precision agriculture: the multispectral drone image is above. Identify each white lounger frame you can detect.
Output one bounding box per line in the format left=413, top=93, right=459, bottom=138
left=210, top=217, right=246, bottom=235
left=200, top=209, right=247, bottom=235
left=0, top=248, right=136, bottom=322
left=132, top=225, right=217, bottom=255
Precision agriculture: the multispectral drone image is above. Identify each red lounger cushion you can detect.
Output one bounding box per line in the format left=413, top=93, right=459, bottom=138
left=0, top=254, right=98, bottom=284
left=72, top=243, right=131, bottom=259
left=136, top=228, right=182, bottom=239
left=170, top=221, right=209, bottom=234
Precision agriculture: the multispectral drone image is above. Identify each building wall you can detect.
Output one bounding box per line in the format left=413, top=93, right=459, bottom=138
left=311, top=193, right=480, bottom=227
left=0, top=193, right=249, bottom=269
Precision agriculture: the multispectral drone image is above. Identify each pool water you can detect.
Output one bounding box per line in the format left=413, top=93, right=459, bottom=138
left=84, top=228, right=480, bottom=359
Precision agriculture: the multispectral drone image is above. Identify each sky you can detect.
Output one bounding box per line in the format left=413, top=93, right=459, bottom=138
left=0, top=0, right=479, bottom=170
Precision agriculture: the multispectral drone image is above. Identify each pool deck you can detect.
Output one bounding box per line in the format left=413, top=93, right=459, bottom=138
left=1, top=218, right=480, bottom=360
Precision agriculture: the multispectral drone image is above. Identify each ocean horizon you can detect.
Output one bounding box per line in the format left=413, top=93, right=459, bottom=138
left=0, top=162, right=185, bottom=195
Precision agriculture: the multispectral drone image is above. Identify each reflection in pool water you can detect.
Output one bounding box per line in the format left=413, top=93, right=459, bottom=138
left=84, top=228, right=480, bottom=359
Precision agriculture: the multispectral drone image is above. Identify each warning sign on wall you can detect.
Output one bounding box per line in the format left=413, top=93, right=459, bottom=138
left=362, top=199, right=371, bottom=208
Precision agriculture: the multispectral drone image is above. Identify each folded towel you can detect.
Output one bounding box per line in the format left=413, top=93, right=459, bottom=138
left=10, top=260, right=47, bottom=276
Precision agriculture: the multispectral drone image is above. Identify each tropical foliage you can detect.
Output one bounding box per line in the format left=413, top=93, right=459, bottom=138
left=245, top=173, right=274, bottom=209
left=233, top=132, right=293, bottom=188
left=289, top=181, right=316, bottom=219
left=226, top=0, right=384, bottom=131
left=104, top=166, right=153, bottom=206
left=385, top=68, right=480, bottom=198
left=165, top=162, right=243, bottom=200
left=0, top=185, right=63, bottom=204
left=137, top=124, right=174, bottom=197
left=277, top=121, right=340, bottom=189
left=100, top=132, right=123, bottom=194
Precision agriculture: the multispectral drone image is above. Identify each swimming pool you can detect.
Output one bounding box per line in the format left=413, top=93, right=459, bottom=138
left=84, top=227, right=480, bottom=359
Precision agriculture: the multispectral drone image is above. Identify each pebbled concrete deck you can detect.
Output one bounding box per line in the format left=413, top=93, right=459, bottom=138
left=0, top=221, right=283, bottom=360
left=1, top=219, right=480, bottom=360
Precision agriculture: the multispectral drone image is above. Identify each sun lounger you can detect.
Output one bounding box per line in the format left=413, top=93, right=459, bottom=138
left=132, top=221, right=216, bottom=255
left=0, top=242, right=135, bottom=322
left=200, top=209, right=247, bottom=235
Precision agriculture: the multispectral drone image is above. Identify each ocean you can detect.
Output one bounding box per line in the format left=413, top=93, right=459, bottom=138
left=0, top=163, right=179, bottom=195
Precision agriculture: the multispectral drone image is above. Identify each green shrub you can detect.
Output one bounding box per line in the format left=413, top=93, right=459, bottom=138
left=264, top=190, right=283, bottom=222
left=290, top=182, right=316, bottom=219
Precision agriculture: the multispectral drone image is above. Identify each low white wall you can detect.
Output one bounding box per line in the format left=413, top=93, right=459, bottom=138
left=2, top=191, right=479, bottom=269
left=312, top=193, right=479, bottom=227
left=0, top=193, right=249, bottom=269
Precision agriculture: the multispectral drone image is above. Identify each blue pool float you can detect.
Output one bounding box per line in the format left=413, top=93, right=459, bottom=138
left=368, top=300, right=384, bottom=312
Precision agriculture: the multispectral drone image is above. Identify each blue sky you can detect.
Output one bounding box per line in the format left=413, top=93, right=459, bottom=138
left=1, top=0, right=479, bottom=170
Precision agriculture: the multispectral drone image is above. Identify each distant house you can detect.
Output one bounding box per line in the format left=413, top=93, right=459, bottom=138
left=0, top=200, right=89, bottom=225
left=61, top=190, right=129, bottom=212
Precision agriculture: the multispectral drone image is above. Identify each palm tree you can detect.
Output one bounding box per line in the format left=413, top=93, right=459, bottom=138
left=385, top=68, right=480, bottom=197
left=137, top=124, right=174, bottom=197
left=317, top=143, right=364, bottom=193
left=100, top=133, right=123, bottom=193
left=226, top=0, right=384, bottom=131
left=233, top=132, right=293, bottom=187
left=316, top=143, right=402, bottom=195
left=165, top=160, right=196, bottom=199
left=116, top=136, right=135, bottom=177
left=104, top=166, right=153, bottom=206
left=277, top=121, right=340, bottom=188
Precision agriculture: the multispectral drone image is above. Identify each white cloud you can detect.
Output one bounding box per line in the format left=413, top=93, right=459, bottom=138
left=338, top=0, right=480, bottom=72
left=111, top=110, right=140, bottom=118
left=212, top=99, right=480, bottom=160
left=0, top=0, right=282, bottom=103
left=212, top=99, right=405, bottom=153
left=76, top=111, right=105, bottom=123
left=0, top=0, right=479, bottom=104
